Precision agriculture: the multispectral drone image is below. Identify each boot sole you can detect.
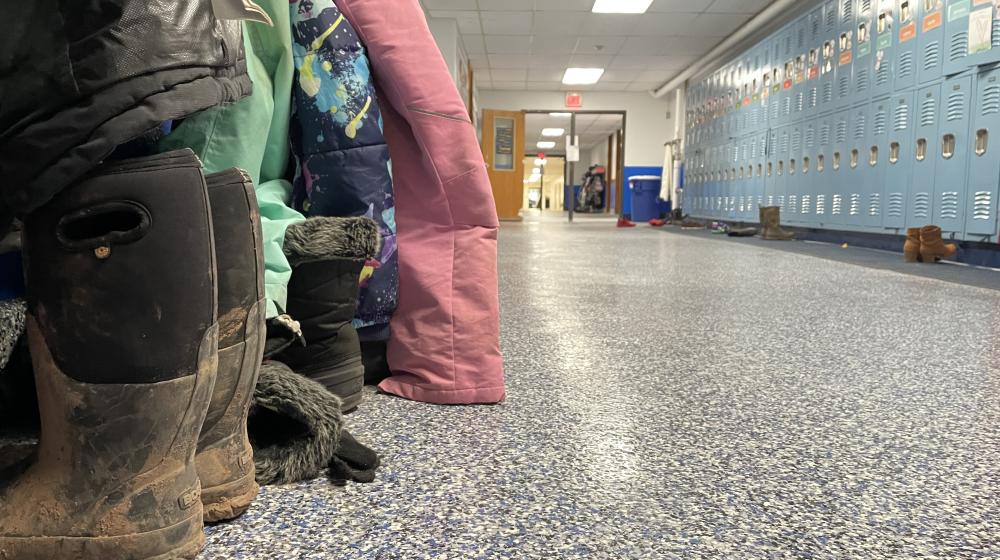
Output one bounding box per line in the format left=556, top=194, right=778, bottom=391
left=302, top=356, right=365, bottom=413
left=0, top=510, right=204, bottom=560
left=201, top=472, right=259, bottom=523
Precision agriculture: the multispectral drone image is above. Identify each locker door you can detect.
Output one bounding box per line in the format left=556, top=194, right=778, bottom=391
left=754, top=131, right=767, bottom=218
left=942, top=0, right=970, bottom=76
left=934, top=73, right=972, bottom=234
left=814, top=115, right=834, bottom=223
left=798, top=119, right=819, bottom=223
left=793, top=15, right=810, bottom=122
left=908, top=82, right=940, bottom=226
left=895, top=0, right=919, bottom=90
left=966, top=1, right=1000, bottom=68
left=829, top=109, right=852, bottom=225
left=854, top=0, right=876, bottom=105
left=846, top=103, right=869, bottom=226
left=967, top=66, right=1000, bottom=239
left=836, top=0, right=856, bottom=109
left=865, top=97, right=890, bottom=228
left=917, top=0, right=945, bottom=83
left=872, top=0, right=896, bottom=98
left=884, top=90, right=916, bottom=229
left=820, top=0, right=840, bottom=112
left=787, top=124, right=803, bottom=215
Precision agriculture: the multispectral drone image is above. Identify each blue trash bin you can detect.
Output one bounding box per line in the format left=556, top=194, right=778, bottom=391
left=628, top=176, right=661, bottom=221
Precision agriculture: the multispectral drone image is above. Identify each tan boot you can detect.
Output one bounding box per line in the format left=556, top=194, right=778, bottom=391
left=919, top=225, right=957, bottom=263
left=759, top=206, right=795, bottom=240
left=903, top=228, right=922, bottom=262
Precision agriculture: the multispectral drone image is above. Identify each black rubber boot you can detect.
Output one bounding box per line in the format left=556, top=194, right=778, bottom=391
left=0, top=150, right=217, bottom=560
left=274, top=217, right=379, bottom=413
left=197, top=169, right=265, bottom=523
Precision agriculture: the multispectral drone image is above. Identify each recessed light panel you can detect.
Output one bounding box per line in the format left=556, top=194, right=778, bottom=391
left=592, top=0, right=653, bottom=13
left=562, top=68, right=605, bottom=85
left=541, top=128, right=566, bottom=137
left=537, top=141, right=557, bottom=149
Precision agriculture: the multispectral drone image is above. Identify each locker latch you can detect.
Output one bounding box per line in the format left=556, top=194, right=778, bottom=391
left=975, top=129, right=988, bottom=157
left=942, top=134, right=955, bottom=159
left=890, top=142, right=900, bottom=164
left=916, top=138, right=927, bottom=161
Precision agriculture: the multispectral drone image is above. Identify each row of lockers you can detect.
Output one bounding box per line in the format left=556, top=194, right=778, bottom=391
left=684, top=67, right=1000, bottom=241
left=684, top=0, right=1000, bottom=241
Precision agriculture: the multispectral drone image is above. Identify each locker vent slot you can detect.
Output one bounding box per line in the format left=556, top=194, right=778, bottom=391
left=887, top=192, right=904, bottom=217
left=777, top=195, right=786, bottom=210
left=946, top=91, right=966, bottom=121
left=796, top=91, right=805, bottom=113
left=802, top=196, right=812, bottom=214
left=820, top=123, right=831, bottom=145
left=788, top=195, right=798, bottom=210
left=949, top=31, right=969, bottom=63
left=781, top=132, right=789, bottom=154
left=913, top=192, right=931, bottom=218
left=873, top=109, right=887, bottom=136
left=868, top=193, right=881, bottom=216
left=857, top=68, right=870, bottom=92
left=805, top=127, right=816, bottom=148
left=771, top=100, right=780, bottom=120
left=758, top=195, right=764, bottom=207
left=833, top=194, right=843, bottom=214
left=893, top=104, right=910, bottom=131
left=939, top=192, right=960, bottom=218
left=839, top=76, right=850, bottom=99
left=993, top=18, right=1000, bottom=48
left=836, top=120, right=848, bottom=143
left=826, top=2, right=837, bottom=30
left=817, top=194, right=827, bottom=214
left=898, top=51, right=914, bottom=80
left=823, top=82, right=834, bottom=104
left=920, top=98, right=936, bottom=127
left=809, top=87, right=818, bottom=108
left=768, top=195, right=774, bottom=205
left=843, top=0, right=853, bottom=23
left=859, top=0, right=871, bottom=13
left=973, top=191, right=993, bottom=219
left=923, top=41, right=941, bottom=71
left=854, top=115, right=867, bottom=139
left=783, top=97, right=792, bottom=116
left=876, top=64, right=889, bottom=87
left=982, top=85, right=1000, bottom=115
left=850, top=193, right=862, bottom=215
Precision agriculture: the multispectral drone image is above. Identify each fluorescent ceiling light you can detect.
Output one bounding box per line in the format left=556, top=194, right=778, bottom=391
left=592, top=0, right=653, bottom=13
left=532, top=167, right=541, bottom=174
left=534, top=158, right=547, bottom=166
left=562, top=68, right=605, bottom=85
left=549, top=112, right=572, bottom=117
left=541, top=128, right=565, bottom=137
left=537, top=141, right=556, bottom=149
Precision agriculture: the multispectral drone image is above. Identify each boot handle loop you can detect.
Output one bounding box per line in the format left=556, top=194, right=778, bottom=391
left=55, top=201, right=151, bottom=256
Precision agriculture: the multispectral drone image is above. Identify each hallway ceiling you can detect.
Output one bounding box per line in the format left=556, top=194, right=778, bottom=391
left=524, top=113, right=623, bottom=154
left=420, top=0, right=773, bottom=93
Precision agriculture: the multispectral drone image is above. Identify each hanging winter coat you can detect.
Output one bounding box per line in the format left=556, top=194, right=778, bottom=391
left=288, top=0, right=397, bottom=341
left=335, top=0, right=505, bottom=404
left=0, top=1, right=251, bottom=229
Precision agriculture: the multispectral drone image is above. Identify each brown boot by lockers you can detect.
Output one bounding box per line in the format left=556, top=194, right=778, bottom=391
left=0, top=150, right=216, bottom=560
left=903, top=228, right=922, bottom=262
left=197, top=169, right=266, bottom=523
left=919, top=225, right=958, bottom=263
left=759, top=206, right=795, bottom=240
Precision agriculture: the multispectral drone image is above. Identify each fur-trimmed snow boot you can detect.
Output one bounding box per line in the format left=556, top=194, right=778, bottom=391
left=274, top=217, right=380, bottom=412
left=0, top=150, right=217, bottom=560
left=197, top=169, right=266, bottom=523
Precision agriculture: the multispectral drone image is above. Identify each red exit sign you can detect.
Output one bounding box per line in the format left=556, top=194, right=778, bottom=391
left=565, top=92, right=582, bottom=108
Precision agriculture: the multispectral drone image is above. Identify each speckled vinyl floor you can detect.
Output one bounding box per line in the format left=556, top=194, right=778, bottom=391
left=201, top=215, right=1000, bottom=559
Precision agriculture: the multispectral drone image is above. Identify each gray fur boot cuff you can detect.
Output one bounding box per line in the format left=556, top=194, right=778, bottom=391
left=282, top=217, right=380, bottom=266
left=249, top=359, right=344, bottom=485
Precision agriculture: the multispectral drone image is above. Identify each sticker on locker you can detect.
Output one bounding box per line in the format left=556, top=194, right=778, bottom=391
left=968, top=7, right=992, bottom=53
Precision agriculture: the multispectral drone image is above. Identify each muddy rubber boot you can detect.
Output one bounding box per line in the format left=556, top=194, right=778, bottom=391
left=0, top=150, right=217, bottom=560
left=760, top=206, right=795, bottom=240
left=903, top=227, right=923, bottom=262
left=198, top=169, right=265, bottom=523
left=919, top=225, right=958, bottom=263
left=274, top=217, right=379, bottom=413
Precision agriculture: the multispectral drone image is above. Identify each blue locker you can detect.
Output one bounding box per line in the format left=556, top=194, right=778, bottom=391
left=933, top=72, right=972, bottom=234
left=917, top=0, right=945, bottom=83
left=766, top=127, right=784, bottom=207
left=797, top=119, right=819, bottom=222
left=942, top=0, right=970, bottom=76
left=787, top=123, right=804, bottom=218
left=754, top=130, right=769, bottom=218
left=813, top=114, right=835, bottom=223
left=907, top=82, right=940, bottom=226
left=872, top=0, right=896, bottom=98
left=854, top=0, right=876, bottom=105
left=966, top=65, right=1000, bottom=239
left=895, top=0, right=918, bottom=90
left=819, top=0, right=840, bottom=111
left=836, top=0, right=857, bottom=109
left=966, top=2, right=1000, bottom=68
left=828, top=109, right=852, bottom=225
left=883, top=90, right=916, bottom=229
left=864, top=97, right=890, bottom=228
left=846, top=103, right=869, bottom=226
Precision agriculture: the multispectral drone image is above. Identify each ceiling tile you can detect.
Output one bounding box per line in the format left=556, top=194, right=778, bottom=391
left=618, top=36, right=673, bottom=56
left=581, top=14, right=643, bottom=35
left=490, top=68, right=528, bottom=81
left=533, top=11, right=589, bottom=35
left=662, top=35, right=723, bottom=55
left=568, top=54, right=614, bottom=67
left=531, top=35, right=579, bottom=55
left=535, top=0, right=594, bottom=10
left=485, top=35, right=533, bottom=54
left=633, top=12, right=700, bottom=35
left=480, top=11, right=533, bottom=35
left=626, top=81, right=663, bottom=91
left=601, top=69, right=640, bottom=81
left=429, top=10, right=482, bottom=34
left=527, top=68, right=566, bottom=81
left=575, top=35, right=626, bottom=55
left=686, top=12, right=751, bottom=36
left=491, top=81, right=528, bottom=90
left=423, top=0, right=473, bottom=10
left=706, top=0, right=770, bottom=14
left=648, top=0, right=713, bottom=12
left=477, top=0, right=535, bottom=10
left=468, top=54, right=490, bottom=68
left=462, top=35, right=487, bottom=54
left=608, top=55, right=664, bottom=69
left=635, top=69, right=670, bottom=81
left=591, top=82, right=632, bottom=91
left=528, top=54, right=573, bottom=68
left=488, top=53, right=536, bottom=68
left=525, top=81, right=562, bottom=90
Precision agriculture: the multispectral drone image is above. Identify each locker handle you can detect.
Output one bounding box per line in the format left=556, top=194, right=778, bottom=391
left=778, top=161, right=784, bottom=176
left=850, top=149, right=859, bottom=169
left=817, top=154, right=825, bottom=173
left=916, top=138, right=927, bottom=161
left=942, top=134, right=955, bottom=160
left=803, top=157, right=810, bottom=174
left=975, top=129, right=988, bottom=157
left=768, top=162, right=773, bottom=176
left=833, top=152, right=841, bottom=170
left=869, top=146, right=878, bottom=167
left=889, top=142, right=900, bottom=164
left=757, top=164, right=763, bottom=177
left=789, top=159, right=796, bottom=175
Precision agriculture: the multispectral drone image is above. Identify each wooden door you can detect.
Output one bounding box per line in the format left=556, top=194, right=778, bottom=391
left=481, top=109, right=525, bottom=221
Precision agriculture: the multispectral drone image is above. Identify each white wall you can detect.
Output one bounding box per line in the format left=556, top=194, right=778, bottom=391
left=477, top=90, right=675, bottom=168
left=427, top=18, right=460, bottom=86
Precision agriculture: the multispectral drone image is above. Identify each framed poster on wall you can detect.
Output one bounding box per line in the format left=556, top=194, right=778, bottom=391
left=494, top=117, right=515, bottom=171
